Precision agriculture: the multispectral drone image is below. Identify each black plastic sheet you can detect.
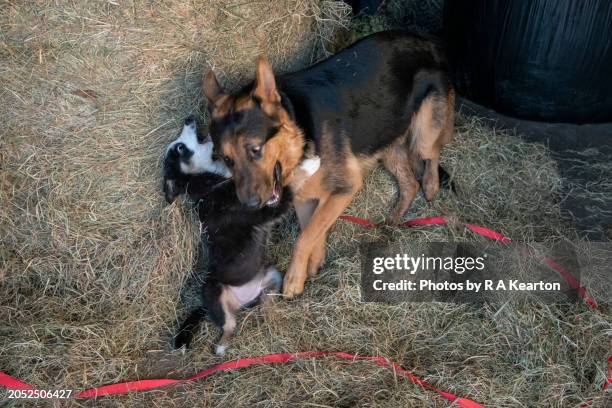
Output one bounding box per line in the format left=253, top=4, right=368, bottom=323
left=444, top=0, right=612, bottom=124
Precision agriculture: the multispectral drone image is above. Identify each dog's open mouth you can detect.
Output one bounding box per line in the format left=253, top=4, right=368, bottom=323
left=265, top=162, right=282, bottom=207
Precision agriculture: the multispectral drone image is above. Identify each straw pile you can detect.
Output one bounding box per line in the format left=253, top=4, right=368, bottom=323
left=1, top=1, right=609, bottom=407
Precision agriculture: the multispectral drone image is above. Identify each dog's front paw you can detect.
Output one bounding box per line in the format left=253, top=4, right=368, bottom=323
left=282, top=270, right=306, bottom=299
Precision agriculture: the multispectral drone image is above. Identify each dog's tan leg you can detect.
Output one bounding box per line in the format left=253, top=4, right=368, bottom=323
left=423, top=158, right=440, bottom=201
left=284, top=194, right=355, bottom=298
left=411, top=92, right=454, bottom=202
left=294, top=199, right=318, bottom=230
left=382, top=145, right=420, bottom=223
left=307, top=238, right=326, bottom=278
left=284, top=166, right=362, bottom=298
left=295, top=199, right=326, bottom=277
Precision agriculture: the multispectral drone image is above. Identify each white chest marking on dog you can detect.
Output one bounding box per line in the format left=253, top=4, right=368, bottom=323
left=299, top=156, right=320, bottom=176
left=290, top=156, right=321, bottom=193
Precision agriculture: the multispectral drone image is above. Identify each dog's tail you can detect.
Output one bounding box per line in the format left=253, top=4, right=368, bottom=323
left=173, top=308, right=206, bottom=349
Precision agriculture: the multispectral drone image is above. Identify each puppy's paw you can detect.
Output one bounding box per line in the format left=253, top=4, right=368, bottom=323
left=214, top=344, right=227, bottom=356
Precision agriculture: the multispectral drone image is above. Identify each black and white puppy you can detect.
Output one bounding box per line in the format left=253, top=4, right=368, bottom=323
left=164, top=117, right=319, bottom=355
left=163, top=117, right=230, bottom=203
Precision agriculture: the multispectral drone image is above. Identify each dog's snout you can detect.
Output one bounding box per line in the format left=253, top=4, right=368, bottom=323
left=244, top=195, right=261, bottom=209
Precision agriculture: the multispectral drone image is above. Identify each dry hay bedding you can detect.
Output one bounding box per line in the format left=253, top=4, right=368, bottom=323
left=0, top=1, right=610, bottom=407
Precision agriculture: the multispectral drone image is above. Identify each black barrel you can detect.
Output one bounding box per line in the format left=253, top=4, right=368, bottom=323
left=444, top=0, right=612, bottom=124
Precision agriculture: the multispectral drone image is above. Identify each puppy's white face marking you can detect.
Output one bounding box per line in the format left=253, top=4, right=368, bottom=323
left=166, top=121, right=230, bottom=177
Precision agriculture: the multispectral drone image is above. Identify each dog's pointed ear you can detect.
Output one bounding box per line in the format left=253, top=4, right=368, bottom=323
left=253, top=56, right=280, bottom=103
left=203, top=70, right=223, bottom=105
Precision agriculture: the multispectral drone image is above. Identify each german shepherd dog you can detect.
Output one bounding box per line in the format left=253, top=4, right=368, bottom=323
left=203, top=31, right=455, bottom=298
left=164, top=118, right=319, bottom=354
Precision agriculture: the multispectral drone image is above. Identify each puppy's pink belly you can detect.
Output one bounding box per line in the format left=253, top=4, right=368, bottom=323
left=227, top=279, right=263, bottom=306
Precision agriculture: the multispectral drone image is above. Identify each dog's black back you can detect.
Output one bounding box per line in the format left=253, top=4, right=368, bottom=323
left=278, top=31, right=451, bottom=155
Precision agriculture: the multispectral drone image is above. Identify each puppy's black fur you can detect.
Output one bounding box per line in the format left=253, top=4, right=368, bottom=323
left=164, top=121, right=291, bottom=353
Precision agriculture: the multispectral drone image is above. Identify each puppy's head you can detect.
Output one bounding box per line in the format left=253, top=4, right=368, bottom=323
left=163, top=117, right=228, bottom=203
left=203, top=57, right=305, bottom=209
